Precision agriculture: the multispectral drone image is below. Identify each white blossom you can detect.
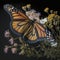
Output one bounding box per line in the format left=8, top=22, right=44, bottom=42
left=40, top=18, right=47, bottom=24
left=50, top=42, right=57, bottom=47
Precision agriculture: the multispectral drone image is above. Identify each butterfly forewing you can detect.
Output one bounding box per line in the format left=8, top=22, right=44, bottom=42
left=10, top=7, right=30, bottom=34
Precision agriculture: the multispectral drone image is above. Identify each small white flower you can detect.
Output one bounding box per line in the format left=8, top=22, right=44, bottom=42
left=12, top=7, right=14, bottom=9
left=40, top=18, right=47, bottom=24
left=51, top=42, right=57, bottom=47
left=50, top=39, right=55, bottom=42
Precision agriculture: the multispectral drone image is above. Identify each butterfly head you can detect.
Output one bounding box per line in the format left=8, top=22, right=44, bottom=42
left=4, top=4, right=16, bottom=13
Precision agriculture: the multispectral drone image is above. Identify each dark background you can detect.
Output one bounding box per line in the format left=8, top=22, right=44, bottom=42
left=0, top=0, right=60, bottom=60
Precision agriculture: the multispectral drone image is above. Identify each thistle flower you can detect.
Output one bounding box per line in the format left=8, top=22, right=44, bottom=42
left=11, top=48, right=17, bottom=54
left=9, top=37, right=14, bottom=45
left=4, top=46, right=9, bottom=53
left=4, top=30, right=10, bottom=38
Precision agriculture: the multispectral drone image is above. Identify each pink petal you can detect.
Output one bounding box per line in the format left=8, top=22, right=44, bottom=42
left=4, top=30, right=10, bottom=38
left=11, top=48, right=17, bottom=54
left=4, top=46, right=9, bottom=53
left=9, top=38, right=14, bottom=45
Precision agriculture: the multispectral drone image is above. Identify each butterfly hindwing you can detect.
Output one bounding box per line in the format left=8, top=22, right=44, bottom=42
left=24, top=22, right=47, bottom=42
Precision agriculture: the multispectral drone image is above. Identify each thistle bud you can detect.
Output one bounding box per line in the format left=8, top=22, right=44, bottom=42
left=26, top=4, right=31, bottom=9
left=22, top=6, right=27, bottom=11
left=44, top=7, right=49, bottom=13
left=50, top=10, right=53, bottom=14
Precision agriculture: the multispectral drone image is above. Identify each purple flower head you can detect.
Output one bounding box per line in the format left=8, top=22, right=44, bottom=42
left=9, top=37, right=14, bottom=45
left=4, top=30, right=10, bottom=38
left=4, top=46, right=9, bottom=53
left=11, top=48, right=17, bottom=54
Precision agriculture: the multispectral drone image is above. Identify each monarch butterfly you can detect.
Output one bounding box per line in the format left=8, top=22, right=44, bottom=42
left=4, top=4, right=49, bottom=43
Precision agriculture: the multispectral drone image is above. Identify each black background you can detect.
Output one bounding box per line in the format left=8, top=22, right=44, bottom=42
left=0, top=0, right=60, bottom=60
